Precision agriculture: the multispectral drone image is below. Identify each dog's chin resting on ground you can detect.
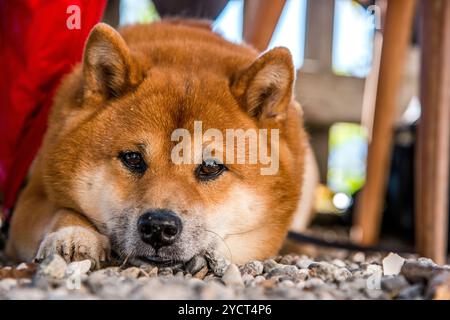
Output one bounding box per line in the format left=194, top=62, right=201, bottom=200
left=5, top=20, right=315, bottom=269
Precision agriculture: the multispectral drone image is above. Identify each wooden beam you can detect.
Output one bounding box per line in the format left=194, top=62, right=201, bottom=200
left=361, top=32, right=383, bottom=142
left=303, top=0, right=335, bottom=72
left=243, top=0, right=286, bottom=52
left=415, top=0, right=450, bottom=265
left=352, top=0, right=417, bottom=245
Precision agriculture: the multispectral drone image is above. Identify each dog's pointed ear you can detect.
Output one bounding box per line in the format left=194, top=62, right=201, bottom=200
left=82, top=23, right=142, bottom=102
left=231, top=47, right=295, bottom=122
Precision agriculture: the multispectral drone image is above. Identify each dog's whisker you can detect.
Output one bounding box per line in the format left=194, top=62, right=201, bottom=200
left=224, top=224, right=267, bottom=237
left=203, top=228, right=233, bottom=262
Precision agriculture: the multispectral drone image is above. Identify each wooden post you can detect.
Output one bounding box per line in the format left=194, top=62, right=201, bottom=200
left=352, top=0, right=417, bottom=245
left=303, top=0, right=335, bottom=72
left=243, top=0, right=286, bottom=52
left=102, top=0, right=120, bottom=27
left=415, top=0, right=450, bottom=265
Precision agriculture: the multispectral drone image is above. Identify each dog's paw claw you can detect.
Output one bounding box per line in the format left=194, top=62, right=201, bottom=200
left=35, top=226, right=110, bottom=269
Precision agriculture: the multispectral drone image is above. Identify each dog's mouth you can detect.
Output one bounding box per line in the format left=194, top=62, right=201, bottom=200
left=136, top=255, right=185, bottom=267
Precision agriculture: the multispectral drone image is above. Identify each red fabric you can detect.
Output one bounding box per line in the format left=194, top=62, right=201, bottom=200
left=0, top=0, right=106, bottom=216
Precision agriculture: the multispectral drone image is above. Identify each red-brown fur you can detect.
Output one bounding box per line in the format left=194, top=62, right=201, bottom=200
left=6, top=20, right=308, bottom=267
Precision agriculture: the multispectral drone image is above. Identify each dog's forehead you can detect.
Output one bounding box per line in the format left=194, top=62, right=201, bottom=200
left=119, top=73, right=251, bottom=132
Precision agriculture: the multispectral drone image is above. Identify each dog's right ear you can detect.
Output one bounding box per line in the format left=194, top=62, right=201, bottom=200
left=82, top=23, right=142, bottom=103
left=230, top=47, right=295, bottom=123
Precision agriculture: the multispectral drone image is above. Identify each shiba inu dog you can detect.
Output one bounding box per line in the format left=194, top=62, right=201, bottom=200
left=6, top=20, right=316, bottom=268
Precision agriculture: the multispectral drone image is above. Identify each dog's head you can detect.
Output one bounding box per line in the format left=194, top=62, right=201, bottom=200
left=44, top=23, right=306, bottom=265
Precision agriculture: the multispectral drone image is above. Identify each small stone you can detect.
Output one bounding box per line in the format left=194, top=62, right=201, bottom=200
left=16, top=263, right=28, bottom=270
left=295, top=269, right=309, bottom=281
left=121, top=267, right=142, bottom=278
left=348, top=263, right=360, bottom=271
left=267, top=265, right=300, bottom=279
left=274, top=255, right=283, bottom=263
left=263, top=259, right=279, bottom=273
left=279, top=255, right=296, bottom=265
left=270, top=275, right=289, bottom=283
left=241, top=273, right=254, bottom=286
left=95, top=267, right=120, bottom=277
left=381, top=276, right=410, bottom=297
left=193, top=266, right=208, bottom=280
left=295, top=258, right=314, bottom=269
left=139, top=264, right=155, bottom=273
left=148, top=267, right=158, bottom=277
left=158, top=267, right=173, bottom=277
left=397, top=283, right=424, bottom=300
left=38, top=254, right=67, bottom=279
left=205, top=252, right=230, bottom=277
left=383, top=253, right=406, bottom=276
left=308, top=262, right=337, bottom=281
left=331, top=259, right=347, bottom=268
left=365, top=264, right=383, bottom=275
left=417, top=257, right=437, bottom=267
left=221, top=264, right=244, bottom=287
left=351, top=252, right=366, bottom=264
left=366, top=253, right=383, bottom=264
left=357, top=263, right=383, bottom=279
left=87, top=267, right=120, bottom=289
left=333, top=268, right=352, bottom=282
left=185, top=255, right=207, bottom=275
left=254, top=275, right=266, bottom=284
left=241, top=261, right=264, bottom=276
left=400, top=260, right=443, bottom=283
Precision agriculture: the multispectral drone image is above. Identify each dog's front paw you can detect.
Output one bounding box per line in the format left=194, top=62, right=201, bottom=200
left=35, top=226, right=110, bottom=268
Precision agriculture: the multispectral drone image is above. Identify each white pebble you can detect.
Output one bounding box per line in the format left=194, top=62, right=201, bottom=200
left=222, top=264, right=244, bottom=287
left=382, top=253, right=406, bottom=276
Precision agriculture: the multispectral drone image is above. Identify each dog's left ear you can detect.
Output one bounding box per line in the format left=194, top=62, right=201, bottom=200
left=231, top=47, right=295, bottom=122
left=82, top=23, right=142, bottom=102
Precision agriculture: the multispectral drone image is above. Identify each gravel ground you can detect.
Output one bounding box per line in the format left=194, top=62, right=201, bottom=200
left=1, top=250, right=450, bottom=300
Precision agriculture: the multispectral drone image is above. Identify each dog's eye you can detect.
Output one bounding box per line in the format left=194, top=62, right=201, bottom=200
left=119, top=151, right=147, bottom=174
left=195, top=160, right=226, bottom=181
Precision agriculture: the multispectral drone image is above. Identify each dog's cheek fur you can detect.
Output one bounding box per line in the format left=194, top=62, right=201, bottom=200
left=71, top=165, right=144, bottom=258
left=203, top=183, right=288, bottom=265
left=72, top=166, right=131, bottom=232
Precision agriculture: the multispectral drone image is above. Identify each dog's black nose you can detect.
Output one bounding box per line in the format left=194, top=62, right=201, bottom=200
left=137, top=209, right=182, bottom=248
